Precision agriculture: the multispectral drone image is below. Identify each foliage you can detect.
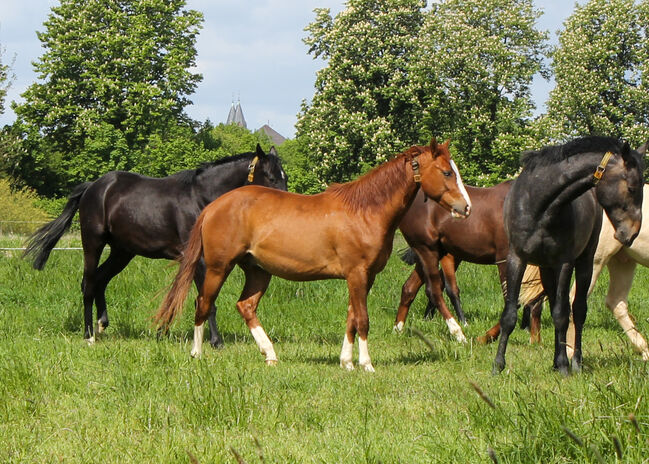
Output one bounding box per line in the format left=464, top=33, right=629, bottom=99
left=10, top=0, right=203, bottom=194
left=0, top=44, right=13, bottom=117
left=0, top=179, right=50, bottom=235
left=0, top=234, right=648, bottom=462
left=537, top=0, right=649, bottom=147
left=297, top=0, right=426, bottom=185
left=275, top=138, right=322, bottom=194
left=413, top=0, right=549, bottom=186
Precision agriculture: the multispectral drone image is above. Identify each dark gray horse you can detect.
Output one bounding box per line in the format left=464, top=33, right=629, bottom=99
left=24, top=145, right=288, bottom=345
left=493, top=136, right=645, bottom=375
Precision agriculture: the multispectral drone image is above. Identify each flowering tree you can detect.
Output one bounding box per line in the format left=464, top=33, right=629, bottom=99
left=537, top=0, right=649, bottom=146
left=11, top=0, right=203, bottom=194
left=414, top=0, right=549, bottom=185
left=296, top=0, right=426, bottom=185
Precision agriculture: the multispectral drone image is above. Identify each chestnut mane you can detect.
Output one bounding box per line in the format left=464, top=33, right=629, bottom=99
left=326, top=147, right=422, bottom=213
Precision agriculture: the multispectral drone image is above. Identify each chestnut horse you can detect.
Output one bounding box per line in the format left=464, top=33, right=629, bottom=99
left=394, top=181, right=544, bottom=343
left=155, top=139, right=471, bottom=371
left=493, top=137, right=644, bottom=375
left=25, top=145, right=287, bottom=344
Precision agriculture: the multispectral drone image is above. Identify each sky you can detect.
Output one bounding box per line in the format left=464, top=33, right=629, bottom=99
left=0, top=0, right=573, bottom=138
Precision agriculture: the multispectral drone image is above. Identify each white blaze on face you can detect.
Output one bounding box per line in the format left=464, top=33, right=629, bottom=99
left=450, top=160, right=472, bottom=215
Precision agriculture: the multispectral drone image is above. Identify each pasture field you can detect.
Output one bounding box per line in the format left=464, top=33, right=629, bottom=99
left=1, top=233, right=648, bottom=463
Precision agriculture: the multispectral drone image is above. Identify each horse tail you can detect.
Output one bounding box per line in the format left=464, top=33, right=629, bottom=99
left=23, top=182, right=92, bottom=270
left=398, top=247, right=419, bottom=266
left=155, top=212, right=205, bottom=330
left=518, top=265, right=545, bottom=306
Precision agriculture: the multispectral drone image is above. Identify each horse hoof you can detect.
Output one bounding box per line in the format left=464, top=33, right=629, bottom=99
left=477, top=335, right=496, bottom=345
left=86, top=336, right=96, bottom=346
left=361, top=363, right=375, bottom=373
left=266, top=359, right=278, bottom=366
left=340, top=361, right=354, bottom=371
left=190, top=349, right=201, bottom=359
left=210, top=340, right=225, bottom=350
left=393, top=322, right=404, bottom=333
left=641, top=351, right=649, bottom=362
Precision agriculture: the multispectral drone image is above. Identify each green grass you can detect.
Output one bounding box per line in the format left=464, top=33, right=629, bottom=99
left=1, top=234, right=648, bottom=463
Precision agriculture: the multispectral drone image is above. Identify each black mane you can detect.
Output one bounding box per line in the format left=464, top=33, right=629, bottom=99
left=521, top=136, right=624, bottom=171
left=172, top=151, right=257, bottom=185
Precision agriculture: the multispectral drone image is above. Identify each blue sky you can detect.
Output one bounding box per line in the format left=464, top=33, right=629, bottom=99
left=0, top=0, right=573, bottom=138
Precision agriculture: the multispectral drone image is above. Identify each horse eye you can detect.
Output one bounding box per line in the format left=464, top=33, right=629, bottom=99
left=443, top=170, right=452, bottom=177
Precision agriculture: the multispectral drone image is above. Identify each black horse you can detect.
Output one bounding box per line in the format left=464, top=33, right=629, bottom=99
left=24, top=145, right=288, bottom=345
left=493, top=136, right=645, bottom=375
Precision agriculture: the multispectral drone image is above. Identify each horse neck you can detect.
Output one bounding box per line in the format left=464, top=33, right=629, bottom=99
left=528, top=152, right=604, bottom=223
left=193, top=162, right=249, bottom=207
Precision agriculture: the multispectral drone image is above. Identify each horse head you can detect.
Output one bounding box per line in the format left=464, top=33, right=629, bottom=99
left=595, top=141, right=646, bottom=247
left=412, top=138, right=471, bottom=218
left=250, top=144, right=289, bottom=191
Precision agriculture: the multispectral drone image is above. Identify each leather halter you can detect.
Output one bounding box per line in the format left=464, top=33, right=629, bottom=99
left=247, top=156, right=259, bottom=183
left=593, top=151, right=613, bottom=185
left=411, top=157, right=422, bottom=183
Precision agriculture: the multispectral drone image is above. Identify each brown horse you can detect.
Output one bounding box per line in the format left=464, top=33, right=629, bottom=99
left=155, top=139, right=471, bottom=371
left=394, top=182, right=544, bottom=343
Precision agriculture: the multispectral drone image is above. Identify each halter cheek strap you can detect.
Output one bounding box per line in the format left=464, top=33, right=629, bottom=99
left=411, top=157, right=421, bottom=183
left=593, top=151, right=614, bottom=184
left=247, top=156, right=259, bottom=183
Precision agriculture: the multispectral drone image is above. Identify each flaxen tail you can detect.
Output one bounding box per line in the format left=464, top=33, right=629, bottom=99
left=154, top=212, right=206, bottom=330
left=500, top=264, right=545, bottom=306
left=23, top=182, right=92, bottom=270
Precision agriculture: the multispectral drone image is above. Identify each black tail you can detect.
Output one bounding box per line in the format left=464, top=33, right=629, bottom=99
left=23, top=182, right=92, bottom=270
left=398, top=247, right=419, bottom=266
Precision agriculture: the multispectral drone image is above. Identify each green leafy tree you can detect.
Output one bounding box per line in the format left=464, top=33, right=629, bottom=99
left=415, top=0, right=549, bottom=185
left=296, top=0, right=426, bottom=185
left=537, top=0, right=649, bottom=146
left=11, top=0, right=203, bottom=195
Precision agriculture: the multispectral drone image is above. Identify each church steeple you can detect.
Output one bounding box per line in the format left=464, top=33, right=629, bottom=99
left=226, top=98, right=247, bottom=129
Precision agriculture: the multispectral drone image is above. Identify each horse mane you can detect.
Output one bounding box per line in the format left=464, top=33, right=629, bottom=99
left=520, top=136, right=624, bottom=171
left=325, top=147, right=420, bottom=212
left=173, top=151, right=273, bottom=185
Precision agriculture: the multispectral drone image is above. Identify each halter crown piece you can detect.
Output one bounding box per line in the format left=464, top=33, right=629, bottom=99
left=247, top=156, right=259, bottom=183
left=593, top=151, right=614, bottom=185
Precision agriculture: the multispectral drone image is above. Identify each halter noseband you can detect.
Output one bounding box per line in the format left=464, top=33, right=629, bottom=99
left=593, top=151, right=614, bottom=185
left=247, top=156, right=259, bottom=183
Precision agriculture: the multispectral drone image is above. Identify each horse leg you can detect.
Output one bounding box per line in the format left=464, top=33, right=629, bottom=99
left=478, top=261, right=507, bottom=345
left=93, top=248, right=134, bottom=334
left=80, top=239, right=106, bottom=343
left=341, top=269, right=375, bottom=372
left=440, top=254, right=466, bottom=325
left=394, top=263, right=424, bottom=332
left=235, top=263, right=275, bottom=365
left=194, top=259, right=224, bottom=349
left=605, top=254, right=648, bottom=360
left=191, top=265, right=232, bottom=358
left=493, top=253, right=525, bottom=374
left=528, top=296, right=544, bottom=344
left=417, top=248, right=466, bottom=343
left=537, top=264, right=572, bottom=374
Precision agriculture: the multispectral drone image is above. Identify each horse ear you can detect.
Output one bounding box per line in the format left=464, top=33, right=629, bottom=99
left=442, top=139, right=450, bottom=149
left=620, top=140, right=632, bottom=163
left=269, top=146, right=278, bottom=156
left=430, top=137, right=438, bottom=155
left=255, top=143, right=266, bottom=157
left=636, top=140, right=649, bottom=156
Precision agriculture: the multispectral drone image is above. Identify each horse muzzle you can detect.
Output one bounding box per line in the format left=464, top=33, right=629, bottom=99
left=450, top=203, right=471, bottom=219
left=614, top=222, right=641, bottom=247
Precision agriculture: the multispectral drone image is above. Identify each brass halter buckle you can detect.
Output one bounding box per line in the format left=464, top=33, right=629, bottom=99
left=247, top=156, right=259, bottom=183
left=411, top=157, right=421, bottom=183
left=593, top=151, right=613, bottom=185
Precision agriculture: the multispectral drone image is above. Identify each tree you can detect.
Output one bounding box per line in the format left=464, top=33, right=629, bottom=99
left=0, top=44, right=12, bottom=117
left=11, top=0, right=203, bottom=195
left=537, top=0, right=649, bottom=146
left=414, top=0, right=549, bottom=185
left=296, top=0, right=426, bottom=185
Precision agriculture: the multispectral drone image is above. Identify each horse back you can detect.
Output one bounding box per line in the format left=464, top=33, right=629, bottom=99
left=79, top=171, right=200, bottom=258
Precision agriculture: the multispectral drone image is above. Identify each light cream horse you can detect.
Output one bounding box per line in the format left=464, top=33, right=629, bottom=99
left=568, top=184, right=649, bottom=361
